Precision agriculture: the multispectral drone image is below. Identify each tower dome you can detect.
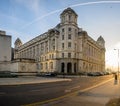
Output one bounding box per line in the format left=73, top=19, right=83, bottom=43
left=14, top=38, right=22, bottom=49
left=60, top=7, right=78, bottom=16
left=60, top=7, right=78, bottom=25
left=97, top=36, right=105, bottom=48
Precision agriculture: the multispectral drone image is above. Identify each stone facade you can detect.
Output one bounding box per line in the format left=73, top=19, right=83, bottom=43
left=14, top=8, right=105, bottom=74
left=0, top=30, right=11, bottom=62
left=0, top=60, right=36, bottom=75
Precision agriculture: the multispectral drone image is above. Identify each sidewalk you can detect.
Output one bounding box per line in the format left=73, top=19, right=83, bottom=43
left=0, top=77, right=71, bottom=86
left=43, top=78, right=120, bottom=106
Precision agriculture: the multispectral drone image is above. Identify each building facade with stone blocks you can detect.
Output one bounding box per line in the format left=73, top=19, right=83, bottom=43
left=14, top=8, right=105, bottom=74
left=0, top=30, right=11, bottom=62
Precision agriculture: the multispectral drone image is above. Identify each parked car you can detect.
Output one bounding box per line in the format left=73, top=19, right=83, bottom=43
left=44, top=73, right=57, bottom=77
left=87, top=72, right=104, bottom=76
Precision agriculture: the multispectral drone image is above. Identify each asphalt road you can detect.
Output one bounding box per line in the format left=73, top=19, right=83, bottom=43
left=51, top=78, right=120, bottom=106
left=0, top=75, right=112, bottom=106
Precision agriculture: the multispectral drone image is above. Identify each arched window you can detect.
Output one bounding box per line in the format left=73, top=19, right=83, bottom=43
left=46, top=63, right=48, bottom=69
left=62, top=53, right=64, bottom=58
left=69, top=15, right=71, bottom=21
left=67, top=63, right=72, bottom=73
left=52, top=39, right=55, bottom=44
left=52, top=39, right=55, bottom=50
left=41, top=63, right=43, bottom=70
left=50, top=62, right=53, bottom=69
left=62, top=43, right=64, bottom=49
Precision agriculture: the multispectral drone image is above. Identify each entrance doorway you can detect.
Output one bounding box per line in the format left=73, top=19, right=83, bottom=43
left=67, top=63, right=72, bottom=73
left=74, top=63, right=76, bottom=73
left=61, top=63, right=65, bottom=73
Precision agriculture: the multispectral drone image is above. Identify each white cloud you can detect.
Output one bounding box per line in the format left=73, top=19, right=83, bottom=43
left=114, top=42, right=120, bottom=49
left=14, top=0, right=41, bottom=16
left=0, top=12, right=26, bottom=26
left=106, top=41, right=120, bottom=69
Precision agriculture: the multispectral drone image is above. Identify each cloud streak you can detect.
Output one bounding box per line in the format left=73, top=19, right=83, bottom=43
left=20, top=0, right=120, bottom=30
left=14, top=0, right=40, bottom=15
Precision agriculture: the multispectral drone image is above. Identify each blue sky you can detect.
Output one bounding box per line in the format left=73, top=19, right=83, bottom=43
left=0, top=0, right=120, bottom=68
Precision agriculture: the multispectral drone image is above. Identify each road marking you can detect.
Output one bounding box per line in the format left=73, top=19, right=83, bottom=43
left=0, top=92, right=6, bottom=96
left=80, top=78, right=113, bottom=93
left=65, top=89, right=71, bottom=93
left=29, top=89, right=42, bottom=92
left=22, top=78, right=113, bottom=106
left=65, top=85, right=80, bottom=93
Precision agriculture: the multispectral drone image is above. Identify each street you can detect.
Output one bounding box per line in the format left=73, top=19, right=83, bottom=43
left=0, top=75, right=114, bottom=106
left=46, top=78, right=120, bottom=106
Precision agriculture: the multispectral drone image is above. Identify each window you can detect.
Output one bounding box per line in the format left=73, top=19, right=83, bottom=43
left=62, top=28, right=64, bottom=32
left=75, top=53, right=76, bottom=58
left=49, top=54, right=51, bottom=59
left=52, top=39, right=55, bottom=44
left=62, top=43, right=64, bottom=49
left=68, top=34, right=71, bottom=39
left=50, top=62, right=53, bottom=69
left=68, top=42, right=71, bottom=48
left=62, top=53, right=64, bottom=58
left=62, top=16, right=65, bottom=23
left=46, top=63, right=48, bottom=69
left=41, top=63, right=43, bottom=70
left=53, top=46, right=55, bottom=50
left=75, top=43, right=76, bottom=50
left=45, top=56, right=46, bottom=60
left=75, top=29, right=77, bottom=35
left=52, top=54, right=54, bottom=59
left=68, top=53, right=71, bottom=58
left=62, top=35, right=64, bottom=40
left=36, top=63, right=40, bottom=70
left=69, top=15, right=71, bottom=21
left=68, top=27, right=71, bottom=31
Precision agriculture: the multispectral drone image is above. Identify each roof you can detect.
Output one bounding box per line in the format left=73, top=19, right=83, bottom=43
left=97, top=36, right=105, bottom=42
left=15, top=38, right=22, bottom=44
left=60, top=7, right=78, bottom=16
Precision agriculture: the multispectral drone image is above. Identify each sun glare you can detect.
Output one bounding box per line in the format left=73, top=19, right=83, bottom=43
left=106, top=42, right=120, bottom=71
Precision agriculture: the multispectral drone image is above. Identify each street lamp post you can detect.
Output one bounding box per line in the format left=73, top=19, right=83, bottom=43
left=114, top=49, right=119, bottom=77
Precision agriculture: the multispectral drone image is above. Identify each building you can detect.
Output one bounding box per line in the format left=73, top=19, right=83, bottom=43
left=0, top=30, right=11, bottom=62
left=14, top=8, right=105, bottom=74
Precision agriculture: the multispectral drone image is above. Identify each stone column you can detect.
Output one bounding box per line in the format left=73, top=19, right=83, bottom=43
left=64, top=62, right=67, bottom=73
left=48, top=38, right=50, bottom=52
left=55, top=36, right=57, bottom=51
left=72, top=62, right=74, bottom=73
left=43, top=42, right=45, bottom=54
left=32, top=47, right=34, bottom=59
left=39, top=44, right=40, bottom=56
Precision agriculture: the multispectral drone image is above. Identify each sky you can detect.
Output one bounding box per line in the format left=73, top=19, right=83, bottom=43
left=0, top=0, right=120, bottom=70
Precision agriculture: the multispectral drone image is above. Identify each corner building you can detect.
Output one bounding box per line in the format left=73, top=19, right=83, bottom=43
left=0, top=30, right=11, bottom=62
left=14, top=8, right=105, bottom=74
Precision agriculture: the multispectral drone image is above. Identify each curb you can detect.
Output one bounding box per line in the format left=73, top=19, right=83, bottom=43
left=0, top=78, right=72, bottom=86
left=22, top=78, right=113, bottom=106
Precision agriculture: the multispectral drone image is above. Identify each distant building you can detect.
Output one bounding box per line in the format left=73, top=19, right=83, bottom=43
left=14, top=8, right=105, bottom=74
left=0, top=30, right=11, bottom=62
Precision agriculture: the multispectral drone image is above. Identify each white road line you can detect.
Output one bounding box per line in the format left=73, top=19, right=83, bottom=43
left=29, top=90, right=41, bottom=92
left=65, top=85, right=80, bottom=93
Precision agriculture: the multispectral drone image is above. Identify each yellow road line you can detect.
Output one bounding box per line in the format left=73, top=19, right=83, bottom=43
left=22, top=78, right=113, bottom=106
